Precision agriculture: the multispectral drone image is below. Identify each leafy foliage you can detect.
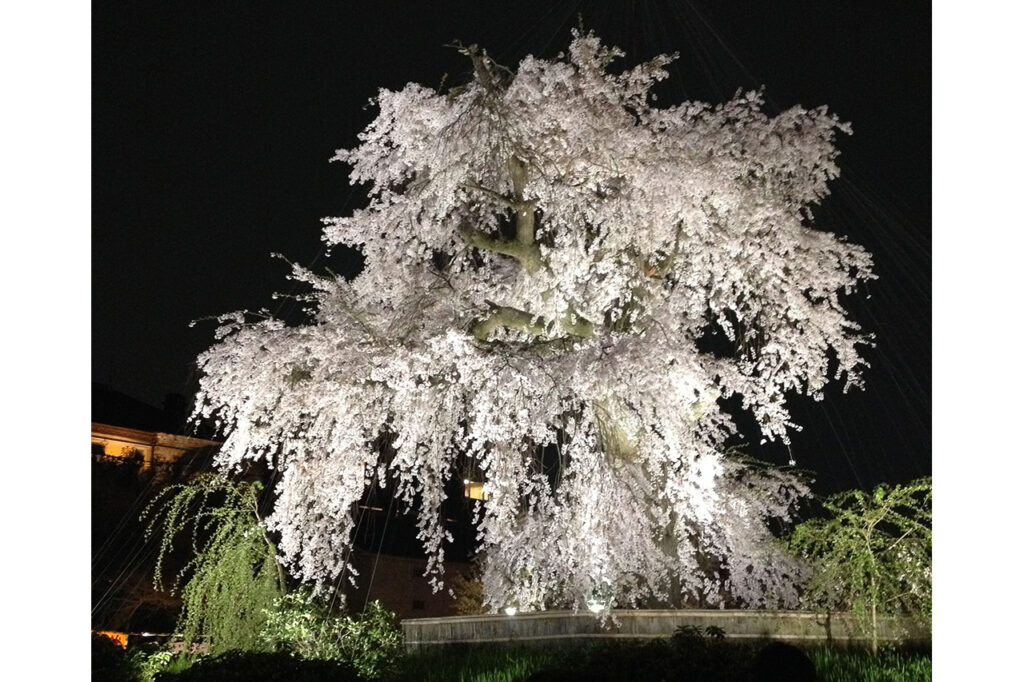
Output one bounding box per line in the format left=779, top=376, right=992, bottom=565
left=671, top=624, right=726, bottom=645
left=259, top=590, right=404, bottom=679
left=139, top=650, right=179, bottom=682
left=790, top=477, right=932, bottom=653
left=143, top=474, right=286, bottom=655
left=193, top=31, right=871, bottom=611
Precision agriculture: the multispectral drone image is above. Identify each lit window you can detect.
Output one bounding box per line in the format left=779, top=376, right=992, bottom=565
left=463, top=478, right=489, bottom=501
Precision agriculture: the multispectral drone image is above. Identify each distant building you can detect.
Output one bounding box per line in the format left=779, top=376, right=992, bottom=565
left=91, top=382, right=478, bottom=622
left=92, top=383, right=219, bottom=479
left=91, top=421, right=218, bottom=474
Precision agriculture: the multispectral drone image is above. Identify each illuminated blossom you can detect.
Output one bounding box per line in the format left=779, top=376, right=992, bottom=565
left=194, top=33, right=872, bottom=612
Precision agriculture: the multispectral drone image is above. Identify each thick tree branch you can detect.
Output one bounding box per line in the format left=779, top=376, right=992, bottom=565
left=462, top=181, right=538, bottom=247
left=505, top=156, right=537, bottom=246
left=507, top=156, right=528, bottom=199
left=461, top=44, right=510, bottom=93
left=514, top=201, right=536, bottom=246
left=458, top=222, right=543, bottom=273
left=461, top=154, right=539, bottom=267
left=471, top=303, right=547, bottom=341
left=559, top=308, right=595, bottom=338
left=463, top=182, right=516, bottom=208
left=471, top=301, right=596, bottom=342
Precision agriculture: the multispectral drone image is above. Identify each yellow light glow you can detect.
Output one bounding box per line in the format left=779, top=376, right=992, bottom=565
left=95, top=630, right=128, bottom=648
left=463, top=480, right=489, bottom=501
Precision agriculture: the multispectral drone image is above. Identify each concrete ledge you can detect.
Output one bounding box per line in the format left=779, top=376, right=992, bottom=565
left=402, top=609, right=929, bottom=652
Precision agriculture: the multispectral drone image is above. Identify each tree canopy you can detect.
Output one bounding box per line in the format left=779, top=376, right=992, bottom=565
left=193, top=32, right=873, bottom=612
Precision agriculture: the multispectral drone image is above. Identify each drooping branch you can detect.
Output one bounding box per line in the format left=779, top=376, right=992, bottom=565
left=592, top=397, right=639, bottom=463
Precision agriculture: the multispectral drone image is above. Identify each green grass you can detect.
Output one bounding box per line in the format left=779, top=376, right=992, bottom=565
left=395, top=641, right=932, bottom=682
left=134, top=640, right=932, bottom=682
left=394, top=645, right=560, bottom=682
left=811, top=647, right=932, bottom=682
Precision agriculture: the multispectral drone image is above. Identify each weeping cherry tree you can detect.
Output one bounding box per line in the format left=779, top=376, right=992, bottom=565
left=193, top=32, right=874, bottom=613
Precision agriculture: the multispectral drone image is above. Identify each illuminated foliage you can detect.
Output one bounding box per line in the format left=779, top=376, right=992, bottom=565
left=193, top=32, right=872, bottom=612
left=790, top=477, right=932, bottom=653
left=259, top=591, right=403, bottom=679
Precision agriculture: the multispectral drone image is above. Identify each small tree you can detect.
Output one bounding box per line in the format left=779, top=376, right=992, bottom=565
left=789, top=477, right=931, bottom=653
left=143, top=474, right=287, bottom=655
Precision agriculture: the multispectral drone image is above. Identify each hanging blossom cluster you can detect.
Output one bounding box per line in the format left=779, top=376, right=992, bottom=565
left=194, top=32, right=873, bottom=613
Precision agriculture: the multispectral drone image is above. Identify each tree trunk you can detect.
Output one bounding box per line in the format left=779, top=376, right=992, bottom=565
left=870, top=570, right=878, bottom=655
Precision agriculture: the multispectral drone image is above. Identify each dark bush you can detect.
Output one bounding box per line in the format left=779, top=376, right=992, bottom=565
left=92, top=633, right=142, bottom=682
left=749, top=641, right=816, bottom=682
left=153, top=651, right=362, bottom=682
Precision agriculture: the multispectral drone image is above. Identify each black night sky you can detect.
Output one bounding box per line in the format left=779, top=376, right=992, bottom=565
left=92, top=1, right=931, bottom=494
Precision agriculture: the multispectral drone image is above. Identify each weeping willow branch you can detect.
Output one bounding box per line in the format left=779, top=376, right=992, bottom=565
left=142, top=474, right=286, bottom=655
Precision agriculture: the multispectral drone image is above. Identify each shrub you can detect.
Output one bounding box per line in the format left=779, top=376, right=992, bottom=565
left=259, top=589, right=403, bottom=679
left=336, top=600, right=404, bottom=678
left=92, top=633, right=143, bottom=682
left=790, top=477, right=932, bottom=654
left=138, top=649, right=198, bottom=682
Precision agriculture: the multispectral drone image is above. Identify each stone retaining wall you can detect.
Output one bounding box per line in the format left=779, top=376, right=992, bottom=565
left=402, top=609, right=929, bottom=652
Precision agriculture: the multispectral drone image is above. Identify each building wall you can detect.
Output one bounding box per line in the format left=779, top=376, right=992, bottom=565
left=92, top=435, right=154, bottom=465
left=91, top=422, right=218, bottom=471
left=343, top=548, right=472, bottom=620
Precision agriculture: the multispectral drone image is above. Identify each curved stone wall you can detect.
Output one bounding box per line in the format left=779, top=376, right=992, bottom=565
left=401, top=609, right=929, bottom=652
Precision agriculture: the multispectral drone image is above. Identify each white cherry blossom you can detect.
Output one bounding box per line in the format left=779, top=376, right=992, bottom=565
left=194, top=32, right=872, bottom=612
